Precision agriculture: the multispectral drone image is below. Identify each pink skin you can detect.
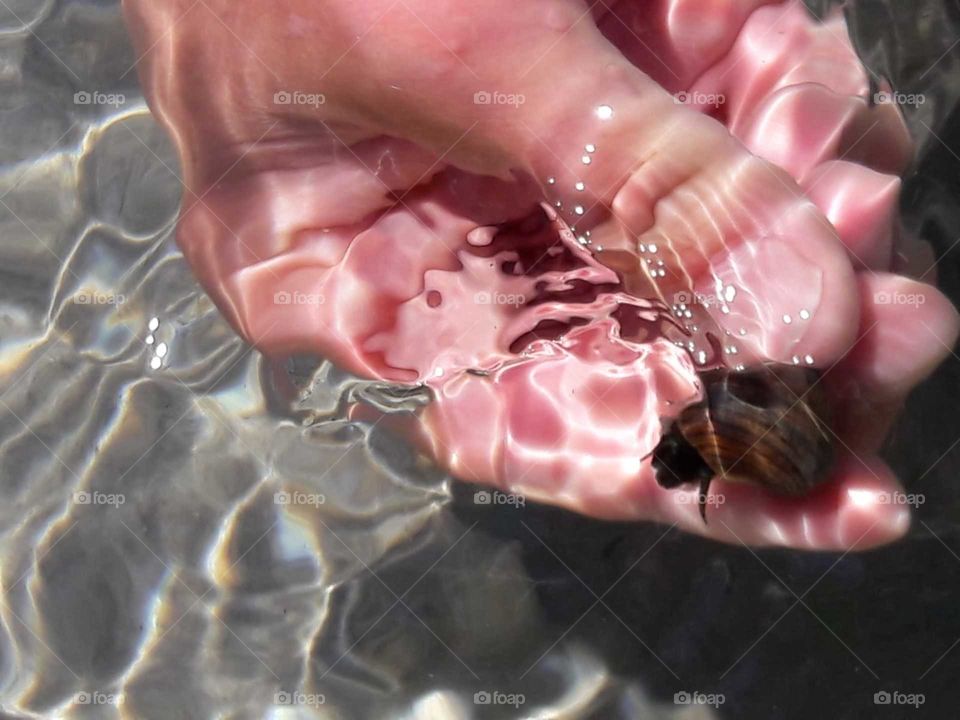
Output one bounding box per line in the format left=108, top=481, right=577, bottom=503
left=123, top=0, right=959, bottom=549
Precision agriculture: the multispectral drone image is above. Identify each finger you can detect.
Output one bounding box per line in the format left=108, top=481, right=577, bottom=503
left=653, top=454, right=910, bottom=551
left=827, top=273, right=959, bottom=452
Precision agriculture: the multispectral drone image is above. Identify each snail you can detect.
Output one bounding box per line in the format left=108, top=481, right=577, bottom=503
left=651, top=363, right=835, bottom=522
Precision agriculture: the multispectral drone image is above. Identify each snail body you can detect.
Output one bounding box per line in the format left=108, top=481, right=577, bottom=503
left=651, top=363, right=835, bottom=522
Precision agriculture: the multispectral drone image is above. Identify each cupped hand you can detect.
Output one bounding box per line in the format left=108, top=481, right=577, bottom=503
left=123, top=0, right=959, bottom=549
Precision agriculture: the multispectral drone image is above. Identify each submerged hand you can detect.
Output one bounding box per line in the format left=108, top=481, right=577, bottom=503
left=123, top=0, right=959, bottom=549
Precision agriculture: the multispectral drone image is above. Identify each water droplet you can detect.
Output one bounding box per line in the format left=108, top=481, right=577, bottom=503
left=804, top=354, right=815, bottom=365
left=721, top=306, right=730, bottom=314
left=145, top=335, right=155, bottom=346
left=596, top=104, right=614, bottom=120
left=738, top=328, right=747, bottom=336
left=799, top=309, right=810, bottom=320
left=574, top=205, right=585, bottom=216
left=585, top=143, right=596, bottom=153
left=791, top=355, right=800, bottom=365
left=696, top=350, right=707, bottom=365
left=149, top=357, right=162, bottom=370
left=156, top=342, right=168, bottom=359
left=638, top=243, right=647, bottom=253
left=648, top=243, right=658, bottom=253
left=555, top=201, right=562, bottom=208
left=575, top=181, right=585, bottom=191
left=547, top=177, right=556, bottom=185
left=735, top=363, right=746, bottom=371
left=581, top=155, right=592, bottom=165
left=782, top=314, right=793, bottom=324
left=724, top=285, right=737, bottom=303
left=148, top=317, right=160, bottom=331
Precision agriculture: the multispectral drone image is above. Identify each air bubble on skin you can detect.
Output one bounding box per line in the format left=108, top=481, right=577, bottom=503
left=146, top=335, right=155, bottom=346
left=799, top=309, right=810, bottom=320
left=639, top=243, right=647, bottom=253
left=547, top=177, right=556, bottom=185
left=585, top=144, right=596, bottom=153
left=782, top=314, right=793, bottom=324
left=683, top=309, right=693, bottom=319
left=738, top=328, right=747, bottom=336
left=804, top=354, right=815, bottom=365
left=555, top=201, right=563, bottom=208
left=574, top=205, right=585, bottom=216
left=687, top=341, right=696, bottom=352
left=148, top=317, right=159, bottom=332
left=725, top=345, right=739, bottom=355
left=596, top=104, right=614, bottom=120
left=720, top=306, right=730, bottom=314
left=150, top=357, right=162, bottom=371
left=724, top=285, right=737, bottom=303
left=577, top=235, right=590, bottom=245
left=735, top=363, right=746, bottom=371
left=696, top=350, right=707, bottom=365
left=575, top=181, right=585, bottom=192
left=581, top=155, right=592, bottom=165
left=648, top=243, right=658, bottom=253
left=792, top=355, right=801, bottom=365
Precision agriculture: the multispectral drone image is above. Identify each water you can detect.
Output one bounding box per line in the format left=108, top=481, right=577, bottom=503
left=0, top=1, right=958, bottom=718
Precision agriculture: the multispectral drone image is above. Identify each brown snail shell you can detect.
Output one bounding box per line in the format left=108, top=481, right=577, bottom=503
left=651, top=363, right=835, bottom=522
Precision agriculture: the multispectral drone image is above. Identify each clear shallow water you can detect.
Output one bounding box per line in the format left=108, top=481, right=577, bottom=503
left=0, top=1, right=959, bottom=719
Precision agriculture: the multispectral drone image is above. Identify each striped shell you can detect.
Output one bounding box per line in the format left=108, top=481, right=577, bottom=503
left=652, top=363, right=835, bottom=521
